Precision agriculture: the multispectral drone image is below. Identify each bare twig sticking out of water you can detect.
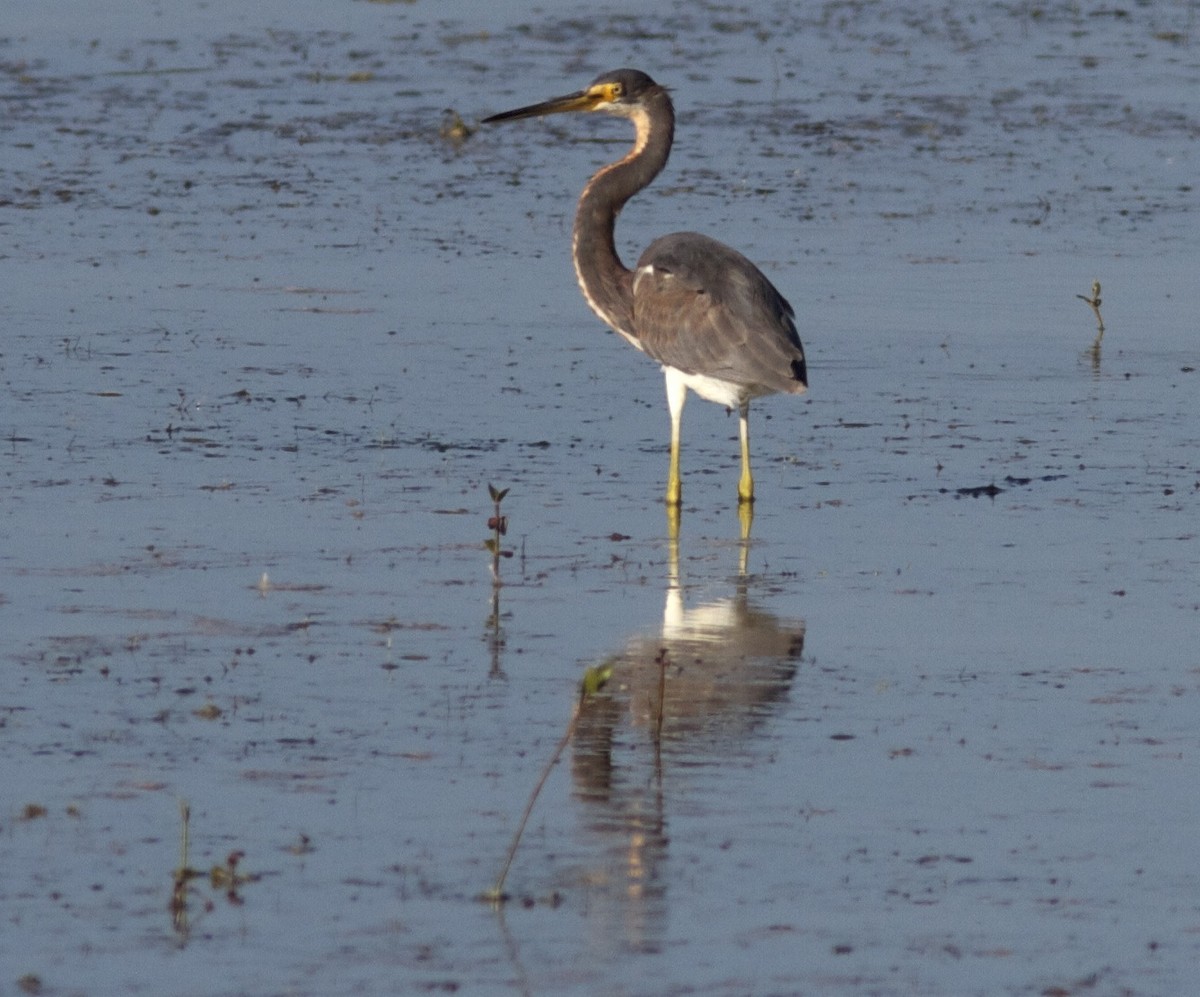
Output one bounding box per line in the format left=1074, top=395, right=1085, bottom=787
left=485, top=484, right=510, bottom=583
left=653, top=648, right=669, bottom=748
left=1077, top=279, right=1105, bottom=335
left=1076, top=279, right=1105, bottom=369
left=482, top=663, right=613, bottom=906
left=171, top=800, right=195, bottom=937
left=485, top=485, right=511, bottom=676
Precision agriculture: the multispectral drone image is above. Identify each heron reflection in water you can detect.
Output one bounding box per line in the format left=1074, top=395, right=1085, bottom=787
left=569, top=532, right=805, bottom=951
left=484, top=69, right=808, bottom=515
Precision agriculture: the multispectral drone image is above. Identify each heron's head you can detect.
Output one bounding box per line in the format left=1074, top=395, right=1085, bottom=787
left=483, top=69, right=667, bottom=124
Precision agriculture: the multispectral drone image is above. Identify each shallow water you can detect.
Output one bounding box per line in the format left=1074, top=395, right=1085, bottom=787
left=2, top=1, right=1198, bottom=994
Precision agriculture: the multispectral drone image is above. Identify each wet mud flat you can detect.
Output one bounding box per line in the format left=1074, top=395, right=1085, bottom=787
left=2, top=1, right=1198, bottom=994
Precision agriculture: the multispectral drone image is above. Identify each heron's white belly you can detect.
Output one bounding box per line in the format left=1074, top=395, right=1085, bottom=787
left=664, top=366, right=757, bottom=408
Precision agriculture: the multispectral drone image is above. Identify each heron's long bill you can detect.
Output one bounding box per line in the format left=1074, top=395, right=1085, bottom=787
left=482, top=87, right=605, bottom=124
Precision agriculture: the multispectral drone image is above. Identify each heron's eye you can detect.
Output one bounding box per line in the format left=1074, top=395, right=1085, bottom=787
left=610, top=83, right=624, bottom=99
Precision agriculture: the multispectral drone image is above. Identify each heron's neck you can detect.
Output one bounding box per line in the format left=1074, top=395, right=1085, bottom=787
left=571, top=94, right=674, bottom=339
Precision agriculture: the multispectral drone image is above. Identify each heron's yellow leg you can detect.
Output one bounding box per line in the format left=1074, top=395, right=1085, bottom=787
left=737, top=402, right=754, bottom=505
left=736, top=424, right=753, bottom=577
left=667, top=429, right=682, bottom=506
left=664, top=369, right=687, bottom=507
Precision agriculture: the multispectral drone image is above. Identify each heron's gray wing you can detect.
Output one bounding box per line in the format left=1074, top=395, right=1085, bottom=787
left=632, top=232, right=807, bottom=394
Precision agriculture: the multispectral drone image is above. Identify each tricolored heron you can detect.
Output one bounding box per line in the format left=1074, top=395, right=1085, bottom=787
left=483, top=68, right=807, bottom=508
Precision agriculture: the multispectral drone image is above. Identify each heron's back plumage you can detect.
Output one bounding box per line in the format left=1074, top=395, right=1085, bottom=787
left=631, top=232, right=807, bottom=401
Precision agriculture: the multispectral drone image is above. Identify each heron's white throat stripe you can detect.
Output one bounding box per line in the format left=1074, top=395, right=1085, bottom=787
left=571, top=105, right=655, bottom=349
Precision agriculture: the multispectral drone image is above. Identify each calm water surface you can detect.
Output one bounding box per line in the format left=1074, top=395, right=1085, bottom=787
left=2, top=1, right=1198, bottom=994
